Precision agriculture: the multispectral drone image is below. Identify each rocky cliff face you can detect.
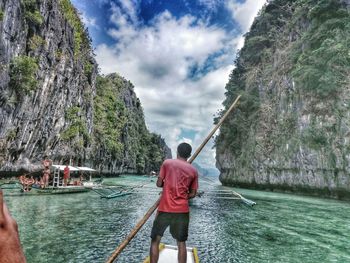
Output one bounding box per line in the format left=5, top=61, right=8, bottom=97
left=92, top=74, right=172, bottom=175
left=0, top=0, right=170, bottom=175
left=216, top=0, right=350, bottom=199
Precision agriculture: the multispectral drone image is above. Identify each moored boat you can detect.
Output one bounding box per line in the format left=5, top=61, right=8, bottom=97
left=143, top=243, right=199, bottom=263
left=20, top=185, right=89, bottom=195
left=14, top=164, right=97, bottom=195
left=0, top=182, right=22, bottom=189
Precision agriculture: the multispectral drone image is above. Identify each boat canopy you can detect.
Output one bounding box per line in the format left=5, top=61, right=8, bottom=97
left=51, top=165, right=96, bottom=172
left=52, top=165, right=80, bottom=171
left=77, top=166, right=97, bottom=172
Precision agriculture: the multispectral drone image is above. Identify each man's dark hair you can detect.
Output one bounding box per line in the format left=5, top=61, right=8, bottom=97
left=177, top=142, right=192, bottom=159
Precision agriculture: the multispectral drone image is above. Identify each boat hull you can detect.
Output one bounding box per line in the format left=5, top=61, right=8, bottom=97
left=20, top=186, right=89, bottom=195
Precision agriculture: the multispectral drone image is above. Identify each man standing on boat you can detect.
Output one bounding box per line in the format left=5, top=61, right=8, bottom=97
left=149, top=142, right=198, bottom=263
left=63, top=165, right=70, bottom=186
left=42, top=157, right=52, bottom=188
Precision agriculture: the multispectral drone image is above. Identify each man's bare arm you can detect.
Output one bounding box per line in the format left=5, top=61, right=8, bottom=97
left=156, top=177, right=164, bottom=187
left=188, top=188, right=197, bottom=199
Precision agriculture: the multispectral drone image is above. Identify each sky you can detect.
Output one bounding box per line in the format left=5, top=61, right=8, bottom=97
left=71, top=0, right=266, bottom=169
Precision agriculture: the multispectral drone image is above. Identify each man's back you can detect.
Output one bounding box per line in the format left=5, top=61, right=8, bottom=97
left=150, top=142, right=198, bottom=263
left=158, top=159, right=198, bottom=213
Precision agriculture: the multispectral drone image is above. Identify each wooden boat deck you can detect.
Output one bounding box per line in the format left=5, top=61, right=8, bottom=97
left=143, top=243, right=199, bottom=263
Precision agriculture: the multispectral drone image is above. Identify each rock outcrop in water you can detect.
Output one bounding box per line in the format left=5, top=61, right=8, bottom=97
left=0, top=0, right=171, bottom=175
left=216, top=0, right=350, bottom=199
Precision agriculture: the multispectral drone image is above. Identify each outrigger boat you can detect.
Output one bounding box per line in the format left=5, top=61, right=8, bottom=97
left=20, top=185, right=89, bottom=195
left=18, top=165, right=97, bottom=195
left=91, top=186, right=133, bottom=199
left=143, top=243, right=199, bottom=263
left=91, top=180, right=155, bottom=199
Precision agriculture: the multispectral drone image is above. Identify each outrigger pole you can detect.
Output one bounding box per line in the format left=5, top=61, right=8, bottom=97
left=106, top=95, right=242, bottom=263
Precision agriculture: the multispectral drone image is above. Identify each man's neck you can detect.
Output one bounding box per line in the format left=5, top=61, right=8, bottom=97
left=177, top=157, right=187, bottom=162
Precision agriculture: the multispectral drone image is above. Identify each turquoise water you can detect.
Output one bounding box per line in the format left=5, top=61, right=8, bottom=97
left=3, top=175, right=350, bottom=263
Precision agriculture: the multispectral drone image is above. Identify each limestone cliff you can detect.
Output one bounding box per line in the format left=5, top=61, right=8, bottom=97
left=92, top=74, right=172, bottom=174
left=216, top=0, right=350, bottom=199
left=0, top=0, right=170, bottom=175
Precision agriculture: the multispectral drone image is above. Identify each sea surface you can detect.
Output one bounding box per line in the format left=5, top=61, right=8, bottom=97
left=2, top=175, right=350, bottom=263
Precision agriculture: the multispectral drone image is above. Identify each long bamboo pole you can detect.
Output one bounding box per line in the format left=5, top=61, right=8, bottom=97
left=105, top=95, right=241, bottom=263
left=187, top=95, right=241, bottom=163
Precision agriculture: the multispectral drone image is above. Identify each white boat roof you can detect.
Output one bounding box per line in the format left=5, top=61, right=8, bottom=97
left=51, top=165, right=96, bottom=172
left=77, top=166, right=97, bottom=172
left=158, top=245, right=196, bottom=263
left=52, top=165, right=79, bottom=171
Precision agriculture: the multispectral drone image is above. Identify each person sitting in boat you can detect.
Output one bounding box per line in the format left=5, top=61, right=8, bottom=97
left=19, top=175, right=34, bottom=192
left=32, top=178, right=41, bottom=189
left=149, top=142, right=199, bottom=263
left=63, top=165, right=70, bottom=186
left=39, top=176, right=44, bottom=188
left=19, top=175, right=25, bottom=185
left=28, top=176, right=35, bottom=191
left=26, top=176, right=35, bottom=191
left=19, top=175, right=27, bottom=192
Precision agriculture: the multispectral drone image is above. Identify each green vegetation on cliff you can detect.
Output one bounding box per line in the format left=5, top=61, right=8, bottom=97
left=61, top=106, right=90, bottom=150
left=94, top=75, right=127, bottom=159
left=59, top=0, right=91, bottom=59
left=28, top=35, right=45, bottom=50
left=93, top=74, right=169, bottom=173
left=216, top=0, right=350, bottom=195
left=292, top=0, right=350, bottom=98
left=22, top=0, right=43, bottom=25
left=9, top=55, right=38, bottom=98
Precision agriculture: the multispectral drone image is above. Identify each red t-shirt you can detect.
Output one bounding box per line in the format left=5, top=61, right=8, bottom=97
left=158, top=159, right=199, bottom=213
left=63, top=167, right=70, bottom=179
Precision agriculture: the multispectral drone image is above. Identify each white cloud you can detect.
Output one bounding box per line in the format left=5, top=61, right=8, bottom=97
left=71, top=1, right=99, bottom=30
left=95, top=4, right=248, bottom=168
left=118, top=0, right=139, bottom=24
left=226, top=0, right=267, bottom=32
left=196, top=0, right=222, bottom=9
left=81, top=12, right=99, bottom=29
